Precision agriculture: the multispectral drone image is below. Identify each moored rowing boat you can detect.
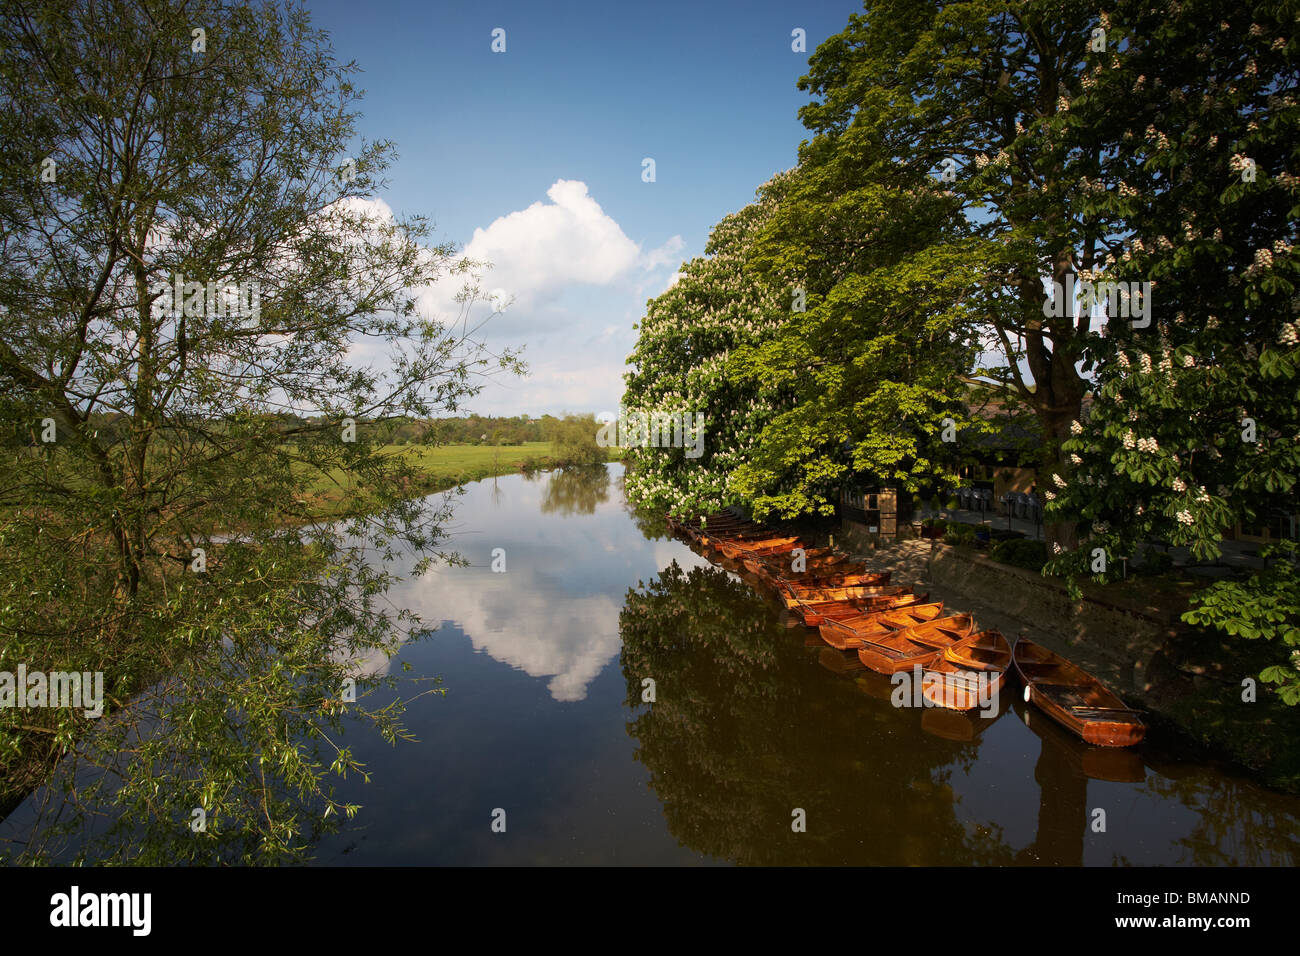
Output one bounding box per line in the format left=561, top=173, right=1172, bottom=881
left=780, top=571, right=891, bottom=602
left=920, top=630, right=1011, bottom=710
left=818, top=601, right=945, bottom=651
left=855, top=614, right=975, bottom=674
left=715, top=535, right=802, bottom=559
left=791, top=589, right=922, bottom=627
left=779, top=579, right=903, bottom=609
left=1013, top=639, right=1145, bottom=747
left=744, top=551, right=862, bottom=585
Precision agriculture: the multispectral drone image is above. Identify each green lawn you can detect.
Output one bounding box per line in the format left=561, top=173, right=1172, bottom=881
left=394, top=441, right=557, bottom=475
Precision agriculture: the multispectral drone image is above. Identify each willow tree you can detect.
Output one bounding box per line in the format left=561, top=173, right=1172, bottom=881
left=0, top=0, right=519, bottom=862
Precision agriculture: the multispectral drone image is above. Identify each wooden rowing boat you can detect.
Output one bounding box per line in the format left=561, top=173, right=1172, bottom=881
left=674, top=515, right=748, bottom=536
left=744, top=552, right=862, bottom=585
left=715, top=535, right=801, bottom=559
left=749, top=563, right=869, bottom=590
left=745, top=546, right=850, bottom=569
left=779, top=571, right=891, bottom=600
left=734, top=541, right=816, bottom=563
left=743, top=544, right=837, bottom=567
left=691, top=522, right=764, bottom=542
left=778, top=579, right=902, bottom=609
left=694, top=528, right=769, bottom=550
left=791, top=589, right=924, bottom=627
left=855, top=614, right=975, bottom=674
left=920, top=630, right=1011, bottom=711
left=1012, top=639, right=1145, bottom=747
left=694, top=525, right=774, bottom=546
left=818, top=602, right=945, bottom=651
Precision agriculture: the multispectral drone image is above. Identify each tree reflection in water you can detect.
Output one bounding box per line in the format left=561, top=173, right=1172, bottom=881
left=617, top=472, right=674, bottom=541
left=619, top=556, right=1300, bottom=865
left=540, top=465, right=610, bottom=516
left=1136, top=767, right=1300, bottom=866
left=617, top=560, right=1016, bottom=865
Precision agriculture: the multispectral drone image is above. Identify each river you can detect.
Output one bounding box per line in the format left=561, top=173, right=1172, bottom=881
left=303, top=463, right=1300, bottom=866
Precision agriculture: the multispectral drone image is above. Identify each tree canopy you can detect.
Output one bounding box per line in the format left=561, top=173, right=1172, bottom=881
left=624, top=0, right=1300, bottom=699
left=0, top=0, right=519, bottom=861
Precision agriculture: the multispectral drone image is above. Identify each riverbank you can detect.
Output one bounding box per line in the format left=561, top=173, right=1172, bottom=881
left=300, top=442, right=593, bottom=520
left=824, top=534, right=1300, bottom=794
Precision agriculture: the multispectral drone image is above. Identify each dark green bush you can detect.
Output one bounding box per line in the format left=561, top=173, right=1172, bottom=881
left=943, top=522, right=978, bottom=546
left=990, top=538, right=1048, bottom=571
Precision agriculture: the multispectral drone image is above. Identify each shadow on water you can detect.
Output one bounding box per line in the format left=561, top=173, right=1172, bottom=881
left=618, top=552, right=1300, bottom=866
left=618, top=560, right=1017, bottom=865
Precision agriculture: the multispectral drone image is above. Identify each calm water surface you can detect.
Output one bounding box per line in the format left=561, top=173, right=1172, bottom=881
left=310, top=464, right=1300, bottom=866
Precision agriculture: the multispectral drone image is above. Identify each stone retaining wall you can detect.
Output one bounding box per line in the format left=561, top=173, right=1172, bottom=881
left=843, top=536, right=1178, bottom=698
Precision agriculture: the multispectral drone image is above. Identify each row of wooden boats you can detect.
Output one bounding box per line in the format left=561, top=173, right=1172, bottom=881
left=667, top=510, right=1146, bottom=748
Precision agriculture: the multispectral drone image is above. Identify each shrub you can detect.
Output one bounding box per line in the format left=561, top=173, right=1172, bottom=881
left=943, top=522, right=978, bottom=546
left=990, top=538, right=1049, bottom=572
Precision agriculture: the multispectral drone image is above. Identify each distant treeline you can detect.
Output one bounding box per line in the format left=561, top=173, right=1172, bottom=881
left=3, top=410, right=600, bottom=450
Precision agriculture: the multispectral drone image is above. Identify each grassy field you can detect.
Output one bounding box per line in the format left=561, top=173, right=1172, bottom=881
left=395, top=441, right=557, bottom=475
left=4, top=441, right=605, bottom=529
left=303, top=441, right=588, bottom=518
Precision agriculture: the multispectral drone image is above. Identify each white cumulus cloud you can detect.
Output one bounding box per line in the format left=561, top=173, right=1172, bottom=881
left=330, top=184, right=686, bottom=415
left=456, top=179, right=640, bottom=309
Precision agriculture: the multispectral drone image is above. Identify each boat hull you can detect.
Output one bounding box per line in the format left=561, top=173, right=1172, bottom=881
left=855, top=615, right=975, bottom=675
left=920, top=630, right=1012, bottom=711
left=1013, top=639, right=1145, bottom=748
left=818, top=602, right=945, bottom=651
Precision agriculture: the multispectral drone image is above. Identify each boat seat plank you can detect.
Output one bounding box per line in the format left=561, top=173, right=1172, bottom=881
left=1034, top=685, right=1099, bottom=709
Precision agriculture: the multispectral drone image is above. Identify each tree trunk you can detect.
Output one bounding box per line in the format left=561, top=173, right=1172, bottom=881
left=1019, top=253, right=1086, bottom=554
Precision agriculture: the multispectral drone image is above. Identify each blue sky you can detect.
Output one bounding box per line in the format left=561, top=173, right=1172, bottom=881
left=305, top=0, right=866, bottom=415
